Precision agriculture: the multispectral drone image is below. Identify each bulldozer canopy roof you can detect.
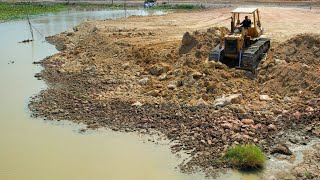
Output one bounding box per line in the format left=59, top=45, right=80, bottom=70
left=231, top=8, right=257, bottom=14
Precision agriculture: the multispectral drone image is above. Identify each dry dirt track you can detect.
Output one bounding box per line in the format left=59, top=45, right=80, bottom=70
left=94, top=6, right=320, bottom=44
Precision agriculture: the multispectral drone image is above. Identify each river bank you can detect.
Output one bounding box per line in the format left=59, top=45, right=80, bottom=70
left=1, top=9, right=216, bottom=180
left=28, top=6, right=320, bottom=179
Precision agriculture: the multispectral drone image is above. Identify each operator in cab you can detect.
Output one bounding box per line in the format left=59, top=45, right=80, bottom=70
left=240, top=16, right=252, bottom=28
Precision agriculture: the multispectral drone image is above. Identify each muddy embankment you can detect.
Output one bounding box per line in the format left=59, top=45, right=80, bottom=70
left=29, top=14, right=320, bottom=178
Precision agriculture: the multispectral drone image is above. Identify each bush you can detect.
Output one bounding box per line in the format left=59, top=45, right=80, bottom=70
left=223, top=144, right=266, bottom=169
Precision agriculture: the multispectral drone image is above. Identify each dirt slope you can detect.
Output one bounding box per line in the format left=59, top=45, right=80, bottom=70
left=29, top=7, right=320, bottom=178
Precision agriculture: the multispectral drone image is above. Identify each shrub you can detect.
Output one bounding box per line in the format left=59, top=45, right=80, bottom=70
left=223, top=144, right=266, bottom=169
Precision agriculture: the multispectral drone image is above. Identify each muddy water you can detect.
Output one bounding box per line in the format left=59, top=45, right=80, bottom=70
left=0, top=9, right=208, bottom=180
left=0, top=9, right=258, bottom=180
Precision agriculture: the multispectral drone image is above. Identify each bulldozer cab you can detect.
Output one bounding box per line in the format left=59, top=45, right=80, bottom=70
left=231, top=8, right=263, bottom=39
left=209, top=8, right=270, bottom=72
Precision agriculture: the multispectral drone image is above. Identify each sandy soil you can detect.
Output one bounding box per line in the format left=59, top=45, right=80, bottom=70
left=83, top=6, right=320, bottom=43
left=29, top=6, right=320, bottom=179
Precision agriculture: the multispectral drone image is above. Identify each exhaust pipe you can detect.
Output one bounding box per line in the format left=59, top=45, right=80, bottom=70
left=231, top=17, right=234, bottom=33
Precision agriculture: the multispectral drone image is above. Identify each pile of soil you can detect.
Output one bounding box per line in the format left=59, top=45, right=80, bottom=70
left=29, top=19, right=320, bottom=177
left=274, top=33, right=320, bottom=66
left=260, top=34, right=320, bottom=98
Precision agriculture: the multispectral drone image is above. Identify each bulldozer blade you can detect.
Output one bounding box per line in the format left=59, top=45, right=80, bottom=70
left=209, top=45, right=224, bottom=62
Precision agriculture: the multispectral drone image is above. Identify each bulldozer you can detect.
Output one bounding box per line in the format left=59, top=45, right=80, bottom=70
left=209, top=8, right=270, bottom=72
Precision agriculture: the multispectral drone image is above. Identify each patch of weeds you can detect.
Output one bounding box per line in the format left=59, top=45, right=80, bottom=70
left=223, top=144, right=267, bottom=169
left=304, top=170, right=313, bottom=179
left=0, top=2, right=66, bottom=22
left=0, top=2, right=126, bottom=22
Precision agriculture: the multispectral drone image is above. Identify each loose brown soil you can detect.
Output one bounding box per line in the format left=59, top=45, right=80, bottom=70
left=29, top=7, right=320, bottom=178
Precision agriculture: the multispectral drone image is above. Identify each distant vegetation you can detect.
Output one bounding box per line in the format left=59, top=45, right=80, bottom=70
left=0, top=2, right=124, bottom=22
left=223, top=145, right=267, bottom=169
left=150, top=4, right=205, bottom=10
left=0, top=3, right=66, bottom=22
left=0, top=2, right=205, bottom=22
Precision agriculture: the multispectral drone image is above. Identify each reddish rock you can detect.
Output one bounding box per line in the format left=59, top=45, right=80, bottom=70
left=293, top=111, right=301, bottom=119
left=241, top=119, right=255, bottom=125
left=254, top=123, right=263, bottom=130
left=221, top=123, right=233, bottom=129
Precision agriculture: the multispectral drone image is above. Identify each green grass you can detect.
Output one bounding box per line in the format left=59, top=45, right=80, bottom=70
left=0, top=2, right=66, bottom=22
left=0, top=2, right=127, bottom=22
left=223, top=145, right=267, bottom=169
left=0, top=2, right=204, bottom=22
left=304, top=171, right=313, bottom=179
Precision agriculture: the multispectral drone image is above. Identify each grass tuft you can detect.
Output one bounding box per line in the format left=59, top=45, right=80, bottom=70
left=223, top=144, right=266, bottom=169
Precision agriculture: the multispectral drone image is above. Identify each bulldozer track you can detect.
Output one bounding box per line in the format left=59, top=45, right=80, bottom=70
left=209, top=38, right=270, bottom=71
left=242, top=38, right=270, bottom=70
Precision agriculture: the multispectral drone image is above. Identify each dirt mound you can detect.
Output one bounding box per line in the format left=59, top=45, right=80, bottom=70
left=179, top=27, right=227, bottom=57
left=126, top=27, right=257, bottom=105
left=260, top=33, right=320, bottom=97
left=30, top=17, right=320, bottom=178
left=261, top=63, right=320, bottom=97
left=274, top=33, right=320, bottom=67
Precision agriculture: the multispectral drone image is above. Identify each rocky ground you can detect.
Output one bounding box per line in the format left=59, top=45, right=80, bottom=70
left=29, top=7, right=320, bottom=179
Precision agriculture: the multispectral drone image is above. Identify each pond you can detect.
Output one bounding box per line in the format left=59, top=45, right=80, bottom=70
left=0, top=9, right=259, bottom=180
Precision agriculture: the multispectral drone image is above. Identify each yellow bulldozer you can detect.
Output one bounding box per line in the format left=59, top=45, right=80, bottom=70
left=209, top=8, right=270, bottom=72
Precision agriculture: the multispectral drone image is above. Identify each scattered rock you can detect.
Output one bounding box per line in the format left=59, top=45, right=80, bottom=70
left=167, top=82, right=177, bottom=90
left=283, top=96, right=292, bottom=102
left=271, top=144, right=293, bottom=155
left=214, top=94, right=242, bottom=108
left=221, top=123, right=233, bottom=129
left=159, top=73, right=167, bottom=81
left=275, top=59, right=287, bottom=65
left=132, top=101, right=143, bottom=106
left=138, top=77, right=149, bottom=85
left=260, top=95, right=273, bottom=101
left=241, top=119, right=254, bottom=125
left=192, top=71, right=202, bottom=79
left=173, top=69, right=183, bottom=76
left=83, top=65, right=97, bottom=73
left=267, top=124, right=277, bottom=131
left=146, top=90, right=160, bottom=97
left=193, top=98, right=209, bottom=106
left=149, top=64, right=170, bottom=76
left=66, top=32, right=74, bottom=36
left=122, top=62, right=130, bottom=70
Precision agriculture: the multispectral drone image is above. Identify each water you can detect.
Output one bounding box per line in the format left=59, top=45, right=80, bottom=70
left=0, top=9, right=204, bottom=180
left=0, top=9, right=258, bottom=180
